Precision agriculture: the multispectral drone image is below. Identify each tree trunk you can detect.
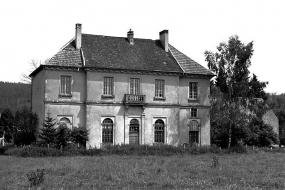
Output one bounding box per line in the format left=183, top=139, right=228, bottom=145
left=228, top=121, right=232, bottom=148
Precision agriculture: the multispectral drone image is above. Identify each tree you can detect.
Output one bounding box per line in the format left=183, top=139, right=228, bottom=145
left=70, top=125, right=89, bottom=148
left=14, top=106, right=38, bottom=145
left=20, top=59, right=41, bottom=84
left=55, top=123, right=71, bottom=149
left=205, top=35, right=269, bottom=148
left=249, top=74, right=268, bottom=101
left=0, top=109, right=15, bottom=143
left=39, top=112, right=57, bottom=147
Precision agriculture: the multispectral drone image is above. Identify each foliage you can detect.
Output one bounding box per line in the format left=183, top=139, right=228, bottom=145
left=26, top=168, right=45, bottom=187
left=206, top=35, right=269, bottom=148
left=0, top=81, right=31, bottom=114
left=55, top=123, right=71, bottom=149
left=246, top=117, right=279, bottom=146
left=266, top=93, right=285, bottom=145
left=14, top=106, right=38, bottom=146
left=70, top=125, right=89, bottom=148
left=0, top=109, right=15, bottom=143
left=39, top=112, right=57, bottom=147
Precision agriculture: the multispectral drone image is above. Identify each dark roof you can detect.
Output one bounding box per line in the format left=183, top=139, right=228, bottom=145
left=169, top=44, right=214, bottom=75
left=42, top=33, right=214, bottom=76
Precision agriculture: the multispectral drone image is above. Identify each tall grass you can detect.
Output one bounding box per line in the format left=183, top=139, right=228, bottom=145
left=1, top=152, right=285, bottom=189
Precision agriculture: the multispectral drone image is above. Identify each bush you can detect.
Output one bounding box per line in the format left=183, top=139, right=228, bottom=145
left=27, top=169, right=45, bottom=187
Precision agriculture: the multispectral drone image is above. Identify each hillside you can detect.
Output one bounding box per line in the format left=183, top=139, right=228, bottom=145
left=0, top=82, right=31, bottom=114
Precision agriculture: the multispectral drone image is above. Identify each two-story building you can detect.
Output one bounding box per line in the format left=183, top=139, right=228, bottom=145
left=30, top=24, right=215, bottom=148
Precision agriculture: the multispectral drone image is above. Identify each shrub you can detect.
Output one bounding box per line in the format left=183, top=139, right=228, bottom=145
left=27, top=168, right=45, bottom=187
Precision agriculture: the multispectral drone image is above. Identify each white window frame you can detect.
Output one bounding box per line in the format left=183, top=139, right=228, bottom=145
left=60, top=75, right=72, bottom=97
left=189, top=82, right=198, bottom=100
left=103, top=77, right=114, bottom=97
left=155, top=79, right=165, bottom=98
left=57, top=115, right=73, bottom=129
left=130, top=78, right=140, bottom=95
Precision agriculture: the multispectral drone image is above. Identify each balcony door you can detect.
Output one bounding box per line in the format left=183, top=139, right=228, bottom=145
left=130, top=78, right=140, bottom=95
left=129, top=119, right=139, bottom=145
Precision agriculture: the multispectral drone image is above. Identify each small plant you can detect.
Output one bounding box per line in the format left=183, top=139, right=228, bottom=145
left=26, top=168, right=45, bottom=187
left=211, top=155, right=220, bottom=169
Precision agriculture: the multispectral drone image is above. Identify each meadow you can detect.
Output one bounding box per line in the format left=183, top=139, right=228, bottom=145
left=1, top=151, right=285, bottom=189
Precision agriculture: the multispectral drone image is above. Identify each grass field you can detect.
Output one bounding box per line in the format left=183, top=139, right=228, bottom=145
left=1, top=152, right=285, bottom=189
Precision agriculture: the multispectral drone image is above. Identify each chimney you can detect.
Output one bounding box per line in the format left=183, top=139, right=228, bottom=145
left=159, top=30, right=168, bottom=52
left=75, top=23, right=82, bottom=49
left=127, top=29, right=134, bottom=45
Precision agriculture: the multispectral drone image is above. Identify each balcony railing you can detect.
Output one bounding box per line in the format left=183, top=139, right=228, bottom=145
left=124, top=94, right=146, bottom=105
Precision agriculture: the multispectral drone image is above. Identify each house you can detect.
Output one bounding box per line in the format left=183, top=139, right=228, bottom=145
left=30, top=24, right=215, bottom=148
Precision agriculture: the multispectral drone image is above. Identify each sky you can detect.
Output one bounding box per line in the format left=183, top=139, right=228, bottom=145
left=0, top=0, right=284, bottom=94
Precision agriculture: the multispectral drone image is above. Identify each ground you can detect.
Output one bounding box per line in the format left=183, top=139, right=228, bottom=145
left=1, top=152, right=285, bottom=189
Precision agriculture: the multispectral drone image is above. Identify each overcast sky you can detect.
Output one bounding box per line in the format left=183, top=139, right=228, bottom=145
left=0, top=0, right=284, bottom=94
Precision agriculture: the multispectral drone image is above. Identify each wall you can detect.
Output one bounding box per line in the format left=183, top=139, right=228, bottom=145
left=31, top=69, right=45, bottom=133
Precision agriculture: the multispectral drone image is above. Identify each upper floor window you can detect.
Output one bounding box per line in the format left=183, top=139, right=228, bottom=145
left=60, top=75, right=71, bottom=96
left=155, top=79, right=165, bottom=98
left=190, top=108, right=198, bottom=117
left=130, top=78, right=140, bottom=95
left=103, top=77, right=114, bottom=96
left=189, top=82, right=198, bottom=100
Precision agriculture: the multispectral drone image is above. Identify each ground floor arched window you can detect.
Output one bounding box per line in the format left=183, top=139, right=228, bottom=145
left=129, top=119, right=139, bottom=145
left=102, top=118, right=113, bottom=144
left=189, top=120, right=199, bottom=144
left=154, top=119, right=165, bottom=143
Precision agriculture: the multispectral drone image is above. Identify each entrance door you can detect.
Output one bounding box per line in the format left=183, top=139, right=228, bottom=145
left=129, top=119, right=139, bottom=145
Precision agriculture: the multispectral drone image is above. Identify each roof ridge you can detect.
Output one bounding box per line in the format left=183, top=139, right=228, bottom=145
left=82, top=33, right=153, bottom=41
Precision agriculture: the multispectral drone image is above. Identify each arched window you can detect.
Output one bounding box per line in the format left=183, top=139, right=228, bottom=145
left=154, top=119, right=165, bottom=143
left=102, top=118, right=113, bottom=144
left=129, top=119, right=139, bottom=145
left=59, top=117, right=71, bottom=128
left=189, top=120, right=199, bottom=144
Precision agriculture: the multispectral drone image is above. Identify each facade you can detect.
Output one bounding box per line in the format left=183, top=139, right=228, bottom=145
left=30, top=24, right=215, bottom=148
left=262, top=110, right=279, bottom=135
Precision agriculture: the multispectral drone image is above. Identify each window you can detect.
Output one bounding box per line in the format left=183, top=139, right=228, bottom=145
left=155, top=79, right=165, bottom=98
left=129, top=119, right=139, bottom=145
left=60, top=75, right=71, bottom=96
left=189, top=120, right=199, bottom=144
left=57, top=116, right=73, bottom=129
left=190, top=108, right=198, bottom=117
left=130, top=78, right=140, bottom=94
left=103, top=77, right=114, bottom=96
left=189, top=82, right=198, bottom=100
left=102, top=118, right=113, bottom=144
left=154, top=119, right=165, bottom=143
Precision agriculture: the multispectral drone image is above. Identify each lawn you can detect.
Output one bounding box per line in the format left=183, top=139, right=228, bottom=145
left=1, top=152, right=285, bottom=189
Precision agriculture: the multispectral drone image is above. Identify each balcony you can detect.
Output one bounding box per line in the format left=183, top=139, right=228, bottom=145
left=124, top=94, right=146, bottom=106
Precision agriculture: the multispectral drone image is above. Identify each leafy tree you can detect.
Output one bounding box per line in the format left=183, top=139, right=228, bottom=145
left=14, top=106, right=38, bottom=145
left=71, top=125, right=89, bottom=148
left=246, top=117, right=278, bottom=146
left=39, top=112, right=57, bottom=147
left=0, top=109, right=15, bottom=143
left=249, top=74, right=268, bottom=101
left=55, top=123, right=71, bottom=149
left=205, top=35, right=269, bottom=148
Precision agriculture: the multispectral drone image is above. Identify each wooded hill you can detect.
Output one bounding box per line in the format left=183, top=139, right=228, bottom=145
left=0, top=82, right=31, bottom=114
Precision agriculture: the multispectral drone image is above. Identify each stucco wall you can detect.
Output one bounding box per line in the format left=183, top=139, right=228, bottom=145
left=87, top=71, right=179, bottom=104
left=31, top=69, right=45, bottom=132
left=179, top=77, right=210, bottom=106
left=45, top=70, right=86, bottom=102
